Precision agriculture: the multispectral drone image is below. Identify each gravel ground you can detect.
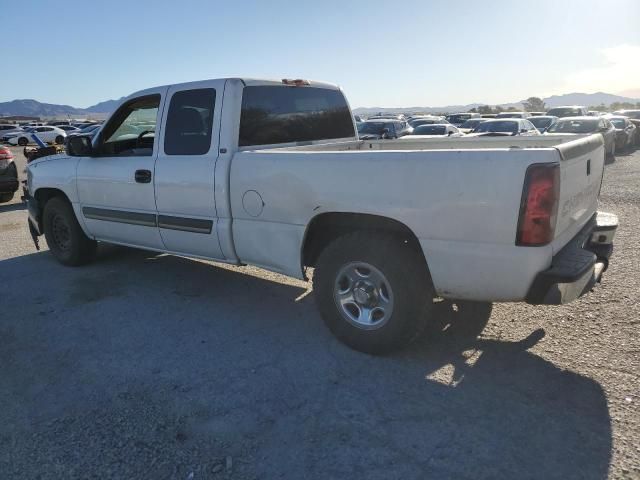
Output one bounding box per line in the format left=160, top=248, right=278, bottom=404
left=0, top=146, right=638, bottom=479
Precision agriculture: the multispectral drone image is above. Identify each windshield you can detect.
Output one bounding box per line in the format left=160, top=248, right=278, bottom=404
left=413, top=125, right=447, bottom=135
left=529, top=117, right=554, bottom=129
left=546, top=119, right=598, bottom=133
left=358, top=122, right=388, bottom=134
left=546, top=107, right=581, bottom=118
left=447, top=114, right=471, bottom=123
left=460, top=119, right=484, bottom=129
left=609, top=119, right=626, bottom=128
left=474, top=121, right=518, bottom=133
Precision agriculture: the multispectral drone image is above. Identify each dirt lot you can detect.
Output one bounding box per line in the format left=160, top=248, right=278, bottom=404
left=0, top=146, right=638, bottom=479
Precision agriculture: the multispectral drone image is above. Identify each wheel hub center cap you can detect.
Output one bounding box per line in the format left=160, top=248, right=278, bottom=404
left=353, top=282, right=377, bottom=306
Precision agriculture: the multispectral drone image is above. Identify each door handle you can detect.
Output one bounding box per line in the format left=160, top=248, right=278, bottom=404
left=135, top=169, right=152, bottom=183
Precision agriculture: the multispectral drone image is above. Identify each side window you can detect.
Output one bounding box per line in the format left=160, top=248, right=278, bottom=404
left=164, top=88, right=216, bottom=155
left=98, top=94, right=160, bottom=157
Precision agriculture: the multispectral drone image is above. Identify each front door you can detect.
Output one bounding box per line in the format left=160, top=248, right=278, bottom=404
left=76, top=89, right=167, bottom=249
left=153, top=81, right=225, bottom=259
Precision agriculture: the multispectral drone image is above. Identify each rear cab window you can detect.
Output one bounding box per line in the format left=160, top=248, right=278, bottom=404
left=238, top=85, right=355, bottom=147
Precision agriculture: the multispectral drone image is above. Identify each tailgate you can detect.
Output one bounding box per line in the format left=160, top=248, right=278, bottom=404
left=552, top=134, right=604, bottom=253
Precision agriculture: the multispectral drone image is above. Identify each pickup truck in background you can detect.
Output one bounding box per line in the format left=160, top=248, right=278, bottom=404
left=24, top=78, right=618, bottom=354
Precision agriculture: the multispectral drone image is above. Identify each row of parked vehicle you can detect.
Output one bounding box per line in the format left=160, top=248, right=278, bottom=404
left=355, top=106, right=640, bottom=156
left=0, top=120, right=102, bottom=146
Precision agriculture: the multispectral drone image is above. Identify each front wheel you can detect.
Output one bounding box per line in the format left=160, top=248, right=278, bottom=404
left=17, top=137, right=28, bottom=146
left=314, top=232, right=434, bottom=354
left=43, top=196, right=97, bottom=266
left=0, top=192, right=14, bottom=203
left=55, top=135, right=64, bottom=145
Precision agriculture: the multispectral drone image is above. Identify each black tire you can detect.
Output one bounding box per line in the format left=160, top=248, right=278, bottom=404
left=0, top=192, right=14, bottom=203
left=314, top=232, right=434, bottom=354
left=54, top=135, right=64, bottom=145
left=17, top=137, right=28, bottom=146
left=43, top=196, right=97, bottom=266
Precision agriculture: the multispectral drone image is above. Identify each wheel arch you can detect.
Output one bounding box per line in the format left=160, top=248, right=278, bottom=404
left=301, top=211, right=429, bottom=273
left=32, top=187, right=93, bottom=238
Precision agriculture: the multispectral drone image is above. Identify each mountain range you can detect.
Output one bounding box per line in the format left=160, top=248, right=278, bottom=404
left=353, top=91, right=640, bottom=116
left=0, top=97, right=125, bottom=118
left=0, top=91, right=638, bottom=119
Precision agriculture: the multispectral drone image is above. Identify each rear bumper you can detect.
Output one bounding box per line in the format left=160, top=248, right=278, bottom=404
left=526, top=211, right=618, bottom=305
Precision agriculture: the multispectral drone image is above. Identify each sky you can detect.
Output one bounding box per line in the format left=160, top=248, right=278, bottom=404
left=2, top=0, right=639, bottom=108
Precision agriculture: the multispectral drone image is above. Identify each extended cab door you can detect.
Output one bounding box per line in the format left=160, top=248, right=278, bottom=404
left=153, top=80, right=225, bottom=259
left=76, top=89, right=167, bottom=249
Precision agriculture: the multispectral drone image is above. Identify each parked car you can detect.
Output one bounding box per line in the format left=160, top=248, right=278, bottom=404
left=25, top=77, right=617, bottom=354
left=458, top=118, right=488, bottom=134
left=0, top=145, right=19, bottom=203
left=495, top=111, right=531, bottom=119
left=367, top=114, right=405, bottom=121
left=58, top=125, right=81, bottom=134
left=446, top=112, right=480, bottom=126
left=466, top=119, right=540, bottom=136
left=612, top=110, right=640, bottom=145
left=528, top=115, right=558, bottom=133
left=408, top=116, right=449, bottom=128
left=545, top=106, right=589, bottom=118
left=403, top=124, right=462, bottom=137
left=545, top=116, right=616, bottom=158
left=7, top=126, right=67, bottom=146
left=357, top=119, right=411, bottom=139
left=0, top=124, right=24, bottom=141
left=67, top=124, right=101, bottom=139
left=605, top=116, right=636, bottom=152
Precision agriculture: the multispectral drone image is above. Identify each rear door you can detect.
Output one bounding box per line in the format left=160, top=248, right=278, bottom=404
left=76, top=89, right=167, bottom=249
left=154, top=80, right=225, bottom=259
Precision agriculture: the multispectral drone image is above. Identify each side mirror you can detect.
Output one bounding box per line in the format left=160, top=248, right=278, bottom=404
left=520, top=128, right=527, bottom=133
left=381, top=128, right=390, bottom=139
left=448, top=131, right=454, bottom=136
left=66, top=135, right=93, bottom=156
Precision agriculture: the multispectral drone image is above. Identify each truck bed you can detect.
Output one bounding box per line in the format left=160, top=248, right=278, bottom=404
left=232, top=133, right=604, bottom=301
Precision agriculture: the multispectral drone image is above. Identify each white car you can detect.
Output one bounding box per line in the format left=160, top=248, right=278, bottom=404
left=0, top=124, right=25, bottom=141
left=7, top=126, right=67, bottom=146
left=25, top=77, right=617, bottom=354
left=402, top=123, right=463, bottom=138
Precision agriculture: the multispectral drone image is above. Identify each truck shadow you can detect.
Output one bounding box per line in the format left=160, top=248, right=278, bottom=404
left=0, top=247, right=612, bottom=479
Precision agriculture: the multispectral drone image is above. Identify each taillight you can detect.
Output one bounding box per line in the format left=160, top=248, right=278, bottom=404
left=516, top=163, right=560, bottom=246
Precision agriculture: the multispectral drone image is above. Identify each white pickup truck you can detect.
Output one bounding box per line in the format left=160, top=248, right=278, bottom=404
left=25, top=78, right=618, bottom=354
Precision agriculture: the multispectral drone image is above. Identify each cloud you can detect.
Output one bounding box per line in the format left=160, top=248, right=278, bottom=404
left=555, top=44, right=640, bottom=95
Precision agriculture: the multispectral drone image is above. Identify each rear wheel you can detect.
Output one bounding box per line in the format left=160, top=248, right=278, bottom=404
left=314, top=232, right=433, bottom=354
left=43, top=196, right=97, bottom=266
left=17, top=137, right=28, bottom=146
left=0, top=192, right=14, bottom=203
left=54, top=135, right=64, bottom=145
